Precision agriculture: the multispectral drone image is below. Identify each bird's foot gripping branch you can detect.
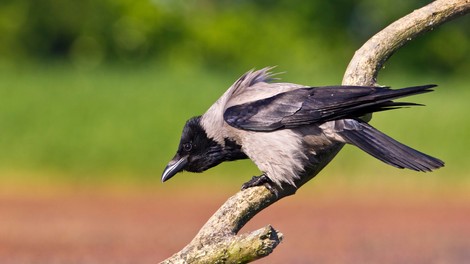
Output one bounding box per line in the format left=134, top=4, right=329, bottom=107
left=241, top=174, right=279, bottom=196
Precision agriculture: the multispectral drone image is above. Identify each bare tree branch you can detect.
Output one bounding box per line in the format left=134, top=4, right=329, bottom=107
left=160, top=0, right=470, bottom=263
left=343, top=0, right=470, bottom=86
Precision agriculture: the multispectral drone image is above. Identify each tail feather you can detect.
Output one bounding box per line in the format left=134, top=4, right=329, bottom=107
left=338, top=121, right=444, bottom=172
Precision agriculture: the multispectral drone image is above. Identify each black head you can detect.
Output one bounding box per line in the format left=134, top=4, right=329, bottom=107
left=162, top=116, right=246, bottom=182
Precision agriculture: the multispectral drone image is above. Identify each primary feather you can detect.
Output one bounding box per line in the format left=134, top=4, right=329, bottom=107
left=224, top=85, right=436, bottom=131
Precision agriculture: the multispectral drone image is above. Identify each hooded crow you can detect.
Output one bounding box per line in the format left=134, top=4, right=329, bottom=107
left=162, top=68, right=444, bottom=192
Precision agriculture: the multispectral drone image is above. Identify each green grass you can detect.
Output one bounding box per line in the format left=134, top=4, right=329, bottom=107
left=0, top=64, right=468, bottom=187
left=0, top=64, right=225, bottom=171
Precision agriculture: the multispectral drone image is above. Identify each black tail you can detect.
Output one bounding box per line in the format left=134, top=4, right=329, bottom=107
left=338, top=121, right=444, bottom=172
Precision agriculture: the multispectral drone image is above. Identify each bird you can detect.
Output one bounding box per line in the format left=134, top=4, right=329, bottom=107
left=162, top=67, right=444, bottom=194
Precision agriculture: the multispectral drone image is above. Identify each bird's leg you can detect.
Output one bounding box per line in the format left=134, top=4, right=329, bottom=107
left=241, top=173, right=278, bottom=197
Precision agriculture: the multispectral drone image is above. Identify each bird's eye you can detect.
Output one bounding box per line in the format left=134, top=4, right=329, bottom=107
left=183, top=142, right=193, bottom=152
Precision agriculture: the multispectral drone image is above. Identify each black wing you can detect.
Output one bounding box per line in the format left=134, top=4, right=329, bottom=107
left=223, top=85, right=436, bottom=131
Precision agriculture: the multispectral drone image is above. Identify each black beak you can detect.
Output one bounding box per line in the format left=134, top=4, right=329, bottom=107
left=162, top=155, right=188, bottom=182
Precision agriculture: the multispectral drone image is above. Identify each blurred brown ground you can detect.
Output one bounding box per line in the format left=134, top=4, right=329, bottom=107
left=0, top=180, right=469, bottom=264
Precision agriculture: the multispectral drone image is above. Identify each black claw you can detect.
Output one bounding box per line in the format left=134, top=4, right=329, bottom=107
left=241, top=174, right=269, bottom=189
left=241, top=174, right=279, bottom=197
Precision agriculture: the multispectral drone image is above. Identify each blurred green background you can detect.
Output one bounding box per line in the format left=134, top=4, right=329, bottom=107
left=0, top=0, right=469, bottom=190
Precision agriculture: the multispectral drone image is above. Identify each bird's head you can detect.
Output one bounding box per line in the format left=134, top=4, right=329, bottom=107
left=162, top=116, right=238, bottom=182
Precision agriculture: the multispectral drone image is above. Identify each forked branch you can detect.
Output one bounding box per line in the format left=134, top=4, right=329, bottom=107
left=161, top=0, right=470, bottom=263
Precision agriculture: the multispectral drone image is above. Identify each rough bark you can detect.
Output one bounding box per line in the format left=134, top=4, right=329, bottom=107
left=160, top=0, right=470, bottom=263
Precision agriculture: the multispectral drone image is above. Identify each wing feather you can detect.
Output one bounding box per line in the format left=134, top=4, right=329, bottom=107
left=224, top=85, right=436, bottom=131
